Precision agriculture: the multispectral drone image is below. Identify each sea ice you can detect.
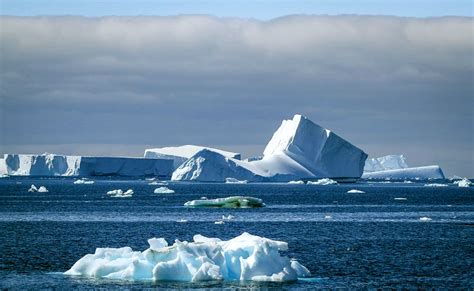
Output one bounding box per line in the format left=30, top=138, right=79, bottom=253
left=153, top=187, right=175, bottom=194
left=214, top=220, right=225, bottom=224
left=64, top=232, right=310, bottom=282
left=419, top=217, right=432, bottom=222
left=225, top=178, right=248, bottom=184
left=307, top=178, right=338, bottom=185
left=394, top=197, right=407, bottom=201
left=424, top=183, right=448, bottom=187
left=28, top=184, right=38, bottom=192
left=73, top=179, right=94, bottom=184
left=347, top=189, right=365, bottom=193
left=106, top=189, right=133, bottom=197
left=37, top=186, right=49, bottom=193
left=148, top=181, right=167, bottom=186
left=184, top=196, right=265, bottom=208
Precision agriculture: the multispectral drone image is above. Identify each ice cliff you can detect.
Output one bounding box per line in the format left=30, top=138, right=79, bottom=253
left=363, top=155, right=445, bottom=179
left=0, top=154, right=173, bottom=177
left=171, top=114, right=367, bottom=182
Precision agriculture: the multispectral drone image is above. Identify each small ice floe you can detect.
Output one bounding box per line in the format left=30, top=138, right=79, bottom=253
left=153, top=187, right=175, bottom=194
left=454, top=178, right=472, bottom=188
left=222, top=214, right=235, bottom=221
left=225, top=177, right=248, bottom=184
left=324, top=215, right=332, bottom=219
left=288, top=180, right=305, bottom=184
left=424, top=183, right=448, bottom=187
left=185, top=196, right=264, bottom=208
left=73, top=179, right=94, bottom=185
left=64, top=232, right=310, bottom=282
left=419, top=217, right=432, bottom=222
left=214, top=220, right=225, bottom=225
left=176, top=219, right=188, bottom=223
left=307, top=178, right=338, bottom=185
left=403, top=180, right=413, bottom=184
left=394, top=197, right=407, bottom=201
left=200, top=196, right=208, bottom=200
left=106, top=189, right=133, bottom=198
left=37, top=186, right=49, bottom=193
left=347, top=189, right=365, bottom=194
left=28, top=184, right=38, bottom=192
left=148, top=181, right=167, bottom=186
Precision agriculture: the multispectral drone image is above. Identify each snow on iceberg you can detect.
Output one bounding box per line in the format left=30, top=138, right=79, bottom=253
left=184, top=196, right=265, bottom=208
left=144, top=145, right=241, bottom=169
left=153, top=187, right=175, bottom=194
left=307, top=178, right=338, bottom=185
left=64, top=232, right=310, bottom=282
left=0, top=154, right=174, bottom=177
left=454, top=178, right=472, bottom=188
left=362, top=165, right=445, bottom=180
left=171, top=114, right=367, bottom=182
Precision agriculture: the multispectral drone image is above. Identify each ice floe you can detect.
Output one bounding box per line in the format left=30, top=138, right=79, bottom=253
left=424, top=183, right=448, bottom=187
left=288, top=180, right=305, bottom=184
left=64, top=232, right=310, bottom=282
left=153, top=187, right=175, bottom=194
left=225, top=178, right=248, bottom=184
left=73, top=179, right=94, bottom=185
left=307, top=178, right=338, bottom=185
left=419, top=217, right=432, bottom=222
left=106, top=189, right=134, bottom=198
left=184, top=196, right=265, bottom=208
left=454, top=178, right=471, bottom=188
left=347, top=189, right=365, bottom=193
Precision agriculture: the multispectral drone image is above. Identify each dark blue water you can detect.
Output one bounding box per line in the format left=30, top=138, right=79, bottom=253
left=0, top=177, right=473, bottom=289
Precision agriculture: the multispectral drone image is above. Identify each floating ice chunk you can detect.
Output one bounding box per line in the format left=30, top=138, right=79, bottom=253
left=107, top=189, right=123, bottom=195
left=148, top=181, right=167, bottom=186
left=123, top=189, right=134, bottom=195
left=37, top=186, right=49, bottom=193
left=307, top=178, right=338, bottom=185
left=28, top=184, right=38, bottom=192
left=347, top=189, right=365, bottom=193
left=176, top=219, right=188, bottom=223
left=394, top=197, right=407, bottom=201
left=107, top=189, right=133, bottom=198
left=214, top=220, right=225, bottom=224
left=225, top=177, right=248, bottom=184
left=288, top=180, right=305, bottom=184
left=424, top=183, right=448, bottom=187
left=324, top=215, right=332, bottom=219
left=403, top=180, right=413, bottom=183
left=222, top=215, right=235, bottom=220
left=419, top=217, right=432, bottom=222
left=153, top=187, right=175, bottom=194
left=454, top=178, right=471, bottom=188
left=73, top=179, right=94, bottom=185
left=65, top=232, right=308, bottom=282
left=184, top=196, right=265, bottom=208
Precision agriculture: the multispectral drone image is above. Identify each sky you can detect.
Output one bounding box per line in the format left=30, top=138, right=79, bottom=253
left=0, top=2, right=473, bottom=177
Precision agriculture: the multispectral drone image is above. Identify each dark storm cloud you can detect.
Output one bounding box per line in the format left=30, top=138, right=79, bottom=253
left=0, top=15, right=472, bottom=176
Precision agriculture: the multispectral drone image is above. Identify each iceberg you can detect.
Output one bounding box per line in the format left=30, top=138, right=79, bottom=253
left=363, top=155, right=445, bottom=180
left=153, top=187, right=175, bottom=194
left=288, top=180, right=305, bottom=184
left=144, top=145, right=241, bottom=169
left=347, top=189, right=365, bottom=193
left=64, top=232, right=310, bottom=282
left=454, top=178, right=472, bottom=188
left=0, top=154, right=174, bottom=177
left=362, top=165, right=445, bottom=180
left=106, top=189, right=134, bottom=197
left=171, top=114, right=367, bottom=182
left=184, top=196, right=265, bottom=208
left=28, top=184, right=38, bottom=192
left=37, top=186, right=49, bottom=193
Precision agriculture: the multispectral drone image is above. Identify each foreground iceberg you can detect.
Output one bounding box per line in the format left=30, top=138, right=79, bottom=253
left=64, top=232, right=310, bottom=282
left=172, top=114, right=367, bottom=182
left=144, top=145, right=241, bottom=169
left=184, top=196, right=265, bottom=208
left=0, top=154, right=173, bottom=177
left=363, top=154, right=445, bottom=180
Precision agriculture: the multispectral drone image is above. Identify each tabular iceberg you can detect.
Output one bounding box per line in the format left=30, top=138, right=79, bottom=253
left=144, top=145, right=241, bottom=169
left=0, top=154, right=173, bottom=177
left=362, top=155, right=445, bottom=180
left=171, top=114, right=367, bottom=182
left=64, top=232, right=309, bottom=282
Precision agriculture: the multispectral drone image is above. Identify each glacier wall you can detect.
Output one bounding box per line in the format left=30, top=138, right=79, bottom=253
left=0, top=154, right=173, bottom=177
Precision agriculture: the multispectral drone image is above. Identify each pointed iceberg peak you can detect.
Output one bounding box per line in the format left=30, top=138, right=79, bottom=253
left=263, top=114, right=367, bottom=179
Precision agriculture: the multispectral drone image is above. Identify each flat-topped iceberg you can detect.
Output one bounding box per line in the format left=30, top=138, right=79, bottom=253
left=0, top=154, right=173, bottom=177
left=64, top=232, right=310, bottom=282
left=363, top=155, right=445, bottom=180
left=171, top=114, right=367, bottom=182
left=144, top=145, right=241, bottom=169
left=184, top=196, right=265, bottom=208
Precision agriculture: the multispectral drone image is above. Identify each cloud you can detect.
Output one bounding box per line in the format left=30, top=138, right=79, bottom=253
left=0, top=15, right=472, bottom=175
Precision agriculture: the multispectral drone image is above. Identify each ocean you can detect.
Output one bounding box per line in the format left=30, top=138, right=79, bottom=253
left=0, top=177, right=473, bottom=289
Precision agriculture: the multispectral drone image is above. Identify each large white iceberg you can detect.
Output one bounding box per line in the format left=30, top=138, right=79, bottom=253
left=172, top=114, right=367, bottom=182
left=0, top=154, right=173, bottom=177
left=144, top=145, right=241, bottom=169
left=64, top=232, right=310, bottom=282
